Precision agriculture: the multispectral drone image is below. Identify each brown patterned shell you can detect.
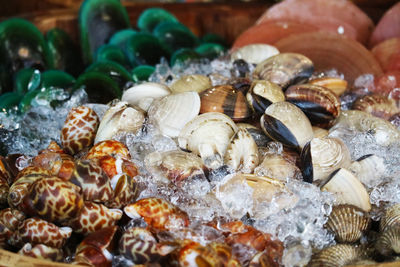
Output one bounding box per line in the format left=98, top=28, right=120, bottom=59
left=285, top=84, right=341, bottom=128
left=375, top=225, right=400, bottom=256
left=308, top=244, right=365, bottom=267
left=91, top=155, right=138, bottom=179
left=32, top=151, right=75, bottom=181
left=61, top=106, right=99, bottom=155
left=352, top=94, right=399, bottom=120
left=0, top=208, right=25, bottom=247
left=325, top=204, right=370, bottom=243
left=0, top=155, right=13, bottom=185
left=309, top=77, right=348, bottom=96
left=0, top=176, right=8, bottom=206
left=10, top=217, right=72, bottom=248
left=68, top=201, right=122, bottom=235
left=85, top=140, right=131, bottom=160
left=199, top=85, right=252, bottom=122
left=124, top=198, right=190, bottom=231
left=18, top=243, right=64, bottom=262
left=106, top=173, right=139, bottom=209
left=21, top=176, right=83, bottom=224
left=69, top=159, right=113, bottom=203
left=380, top=203, right=400, bottom=232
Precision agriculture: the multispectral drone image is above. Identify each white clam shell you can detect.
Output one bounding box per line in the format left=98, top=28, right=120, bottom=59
left=230, top=44, right=280, bottom=65
left=122, top=82, right=171, bottom=111
left=95, top=101, right=145, bottom=143
left=349, top=154, right=386, bottom=188
left=148, top=92, right=201, bottom=138
left=170, top=74, right=211, bottom=94
left=178, top=112, right=238, bottom=169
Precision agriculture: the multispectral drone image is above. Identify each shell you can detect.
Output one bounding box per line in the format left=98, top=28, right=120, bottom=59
left=95, top=101, right=145, bottom=144
left=10, top=217, right=72, bottom=248
left=148, top=92, right=200, bottom=137
left=325, top=204, right=370, bottom=243
left=224, top=128, right=259, bottom=174
left=348, top=154, right=386, bottom=187
left=260, top=101, right=314, bottom=151
left=121, top=82, right=171, bottom=111
left=199, top=85, right=252, bottom=122
left=144, top=150, right=208, bottom=185
left=380, top=204, right=400, bottom=233
left=230, top=44, right=279, bottom=65
left=312, top=126, right=329, bottom=139
left=106, top=173, right=139, bottom=209
left=32, top=150, right=75, bottom=181
left=0, top=176, right=8, bottom=206
left=178, top=112, right=238, bottom=169
left=300, top=137, right=351, bottom=183
left=253, top=53, right=314, bottom=90
left=352, top=94, right=399, bottom=120
left=237, top=123, right=272, bottom=147
left=254, top=153, right=301, bottom=181
left=60, top=106, right=99, bottom=155
left=170, top=74, right=211, bottom=94
left=375, top=225, right=400, bottom=256
left=85, top=140, right=131, bottom=160
left=309, top=77, right=348, bottom=96
left=246, top=80, right=285, bottom=115
left=0, top=155, right=13, bottom=185
left=124, top=197, right=190, bottom=231
left=0, top=208, right=25, bottom=247
left=321, top=168, right=371, bottom=212
left=285, top=84, right=341, bottom=128
left=308, top=244, right=365, bottom=267
left=68, top=201, right=122, bottom=235
left=18, top=243, right=64, bottom=262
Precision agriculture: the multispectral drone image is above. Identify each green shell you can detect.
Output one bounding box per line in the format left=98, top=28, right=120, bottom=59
left=14, top=68, right=41, bottom=95
left=95, top=44, right=131, bottom=68
left=131, top=65, right=155, bottom=82
left=137, top=8, right=178, bottom=33
left=153, top=21, right=199, bottom=55
left=195, top=43, right=226, bottom=59
left=79, top=0, right=131, bottom=65
left=109, top=29, right=136, bottom=50
left=201, top=33, right=227, bottom=47
left=0, top=92, right=22, bottom=113
left=46, top=28, right=83, bottom=77
left=85, top=60, right=132, bottom=88
left=0, top=18, right=51, bottom=94
left=74, top=71, right=121, bottom=103
left=40, top=70, right=76, bottom=91
left=126, top=32, right=169, bottom=66
left=170, top=48, right=200, bottom=66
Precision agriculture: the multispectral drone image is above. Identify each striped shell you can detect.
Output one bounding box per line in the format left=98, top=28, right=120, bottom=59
left=18, top=243, right=64, bottom=262
left=246, top=80, right=285, bottom=115
left=61, top=106, right=99, bottom=155
left=309, top=77, right=348, bottom=96
left=352, top=94, right=399, bottom=120
left=380, top=203, right=400, bottom=232
left=375, top=225, right=400, bottom=256
left=309, top=244, right=365, bottom=267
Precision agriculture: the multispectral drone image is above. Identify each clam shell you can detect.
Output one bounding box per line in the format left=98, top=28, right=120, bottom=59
left=253, top=53, right=314, bottom=90
left=349, top=154, right=386, bottom=188
left=325, top=204, right=370, bottom=243
left=309, top=77, right=348, bottom=96
left=230, top=44, right=279, bottom=65
left=376, top=225, right=400, bottom=256
left=254, top=153, right=301, bottom=181
left=246, top=80, right=285, bottom=115
left=170, top=74, right=211, bottom=94
left=95, top=101, right=145, bottom=144
left=237, top=123, right=272, bottom=147
left=352, top=94, right=399, bottom=120
left=178, top=112, right=238, bottom=169
left=321, top=168, right=371, bottom=212
left=312, top=126, right=329, bottom=139
left=260, top=101, right=313, bottom=150
left=380, top=204, right=400, bottom=233
left=121, top=82, right=171, bottom=111
left=309, top=244, right=365, bottom=267
left=148, top=92, right=200, bottom=138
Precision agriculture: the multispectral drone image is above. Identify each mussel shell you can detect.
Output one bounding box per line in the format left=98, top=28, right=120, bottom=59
left=253, top=53, right=314, bottom=90
left=200, top=85, right=252, bottom=122
left=246, top=80, right=285, bottom=115
left=352, top=94, right=399, bottom=120
left=285, top=84, right=341, bottom=128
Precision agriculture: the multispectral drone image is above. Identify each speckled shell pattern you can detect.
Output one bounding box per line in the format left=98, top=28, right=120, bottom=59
left=18, top=243, right=64, bottom=262
left=61, top=106, right=99, bottom=155
left=32, top=150, right=75, bottom=181
left=0, top=208, right=25, bottom=247
left=106, top=173, right=138, bottom=209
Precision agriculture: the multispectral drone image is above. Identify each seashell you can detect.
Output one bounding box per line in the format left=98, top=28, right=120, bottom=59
left=0, top=208, right=25, bottom=247
left=224, top=128, right=259, bottom=174
left=369, top=2, right=400, bottom=48
left=348, top=154, right=386, bottom=187
left=148, top=92, right=200, bottom=137
left=331, top=110, right=400, bottom=146
left=170, top=74, right=211, bottom=94
left=308, top=244, right=366, bottom=267
left=85, top=140, right=131, bottom=160
left=253, top=53, right=314, bottom=90
left=20, top=176, right=83, bottom=224
left=371, top=37, right=400, bottom=72
left=325, top=204, right=370, bottom=243
left=95, top=101, right=145, bottom=144
left=32, top=150, right=75, bottom=181
left=60, top=106, right=99, bottom=155
left=145, top=150, right=208, bottom=186
left=178, top=112, right=238, bottom=169
left=254, top=154, right=301, bottom=181
left=312, top=126, right=329, bottom=139
left=321, top=168, right=371, bottom=212
left=10, top=217, right=72, bottom=248
left=352, top=94, right=399, bottom=120
left=309, top=77, right=348, bottom=97
left=18, top=243, right=64, bottom=262
left=260, top=101, right=314, bottom=151
left=68, top=201, right=122, bottom=235
left=119, top=227, right=176, bottom=264
left=0, top=155, right=13, bottom=185
left=380, top=204, right=400, bottom=233
left=121, top=82, right=171, bottom=112
left=69, top=159, right=113, bottom=203
left=230, top=44, right=279, bottom=65
left=246, top=80, right=285, bottom=116
left=0, top=177, right=8, bottom=206
left=236, top=123, right=272, bottom=147
left=375, top=225, right=400, bottom=256
left=285, top=84, right=341, bottom=128
left=124, top=197, right=190, bottom=231
left=106, top=173, right=139, bottom=209
left=199, top=85, right=252, bottom=122
left=300, top=137, right=351, bottom=183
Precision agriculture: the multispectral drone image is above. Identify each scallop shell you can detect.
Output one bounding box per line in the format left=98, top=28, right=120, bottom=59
left=375, top=225, right=400, bottom=256
left=321, top=168, right=371, bottom=212
left=95, top=101, right=145, bottom=144
left=170, top=74, right=211, bottom=94
left=352, top=94, right=399, bottom=120
left=309, top=77, right=348, bottom=96
left=148, top=92, right=200, bottom=138
left=224, top=128, right=259, bottom=174
left=18, top=243, right=64, bottom=262
left=349, top=154, right=386, bottom=187
left=308, top=244, right=365, bottom=267
left=325, top=204, right=370, bottom=243
left=230, top=44, right=279, bottom=65
left=380, top=204, right=400, bottom=233
left=246, top=80, right=285, bottom=115
left=122, top=82, right=171, bottom=111
left=178, top=112, right=238, bottom=169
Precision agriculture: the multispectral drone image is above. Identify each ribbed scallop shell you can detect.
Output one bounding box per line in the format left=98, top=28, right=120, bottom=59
left=121, top=82, right=171, bottom=111
left=325, top=204, right=370, bottom=243
left=230, top=44, right=279, bottom=65
left=352, top=94, right=399, bottom=120
left=375, top=225, right=400, bottom=256
left=170, top=74, right=211, bottom=94
left=380, top=203, right=400, bottom=232
left=308, top=244, right=365, bottom=267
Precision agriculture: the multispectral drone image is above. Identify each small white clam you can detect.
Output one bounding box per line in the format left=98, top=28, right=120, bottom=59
left=121, top=82, right=171, bottom=111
